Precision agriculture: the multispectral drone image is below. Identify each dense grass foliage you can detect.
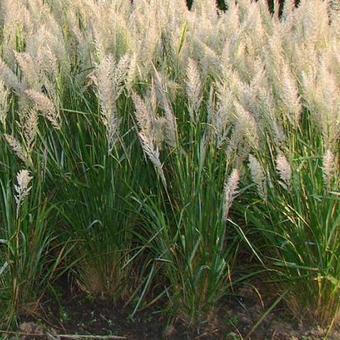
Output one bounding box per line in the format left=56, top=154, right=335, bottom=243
left=0, top=0, right=339, bottom=332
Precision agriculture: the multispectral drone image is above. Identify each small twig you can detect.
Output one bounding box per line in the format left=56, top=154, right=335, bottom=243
left=0, top=330, right=126, bottom=339
left=57, top=335, right=126, bottom=339
left=0, top=330, right=47, bottom=337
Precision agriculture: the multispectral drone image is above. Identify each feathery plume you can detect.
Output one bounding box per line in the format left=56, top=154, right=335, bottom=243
left=125, top=53, right=137, bottom=90
left=153, top=70, right=178, bottom=148
left=92, top=54, right=132, bottom=150
left=276, top=153, right=292, bottom=188
left=131, top=91, right=154, bottom=140
left=92, top=55, right=116, bottom=127
left=22, top=109, right=38, bottom=153
left=114, top=55, right=131, bottom=95
left=280, top=64, right=301, bottom=126
left=0, top=80, right=10, bottom=128
left=14, top=52, right=40, bottom=90
left=139, top=132, right=166, bottom=187
left=209, top=86, right=229, bottom=147
left=186, top=57, right=202, bottom=122
left=132, top=91, right=166, bottom=186
left=248, top=154, right=267, bottom=199
left=14, top=169, right=32, bottom=217
left=0, top=58, right=23, bottom=93
left=224, top=168, right=240, bottom=220
left=25, top=89, right=60, bottom=129
left=4, top=134, right=32, bottom=166
left=35, top=45, right=58, bottom=79
left=233, top=101, right=259, bottom=150
left=322, top=149, right=336, bottom=187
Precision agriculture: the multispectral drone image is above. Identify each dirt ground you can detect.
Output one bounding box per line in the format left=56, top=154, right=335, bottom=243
left=3, top=282, right=339, bottom=339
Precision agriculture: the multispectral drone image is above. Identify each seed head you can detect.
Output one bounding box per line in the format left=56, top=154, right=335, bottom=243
left=14, top=169, right=33, bottom=214
left=276, top=153, right=292, bottom=188
left=248, top=154, right=267, bottom=199
left=224, top=168, right=240, bottom=220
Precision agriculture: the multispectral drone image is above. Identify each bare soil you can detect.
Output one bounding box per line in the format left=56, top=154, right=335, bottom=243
left=4, top=281, right=339, bottom=340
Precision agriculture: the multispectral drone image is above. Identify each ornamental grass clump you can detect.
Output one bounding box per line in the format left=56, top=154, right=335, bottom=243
left=50, top=53, right=146, bottom=300
left=132, top=68, right=241, bottom=326
left=133, top=67, right=242, bottom=327
left=244, top=138, right=339, bottom=326
left=212, top=0, right=339, bottom=328
left=0, top=165, right=66, bottom=326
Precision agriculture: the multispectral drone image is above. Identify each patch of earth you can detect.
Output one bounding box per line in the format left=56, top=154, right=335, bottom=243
left=3, top=282, right=339, bottom=339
